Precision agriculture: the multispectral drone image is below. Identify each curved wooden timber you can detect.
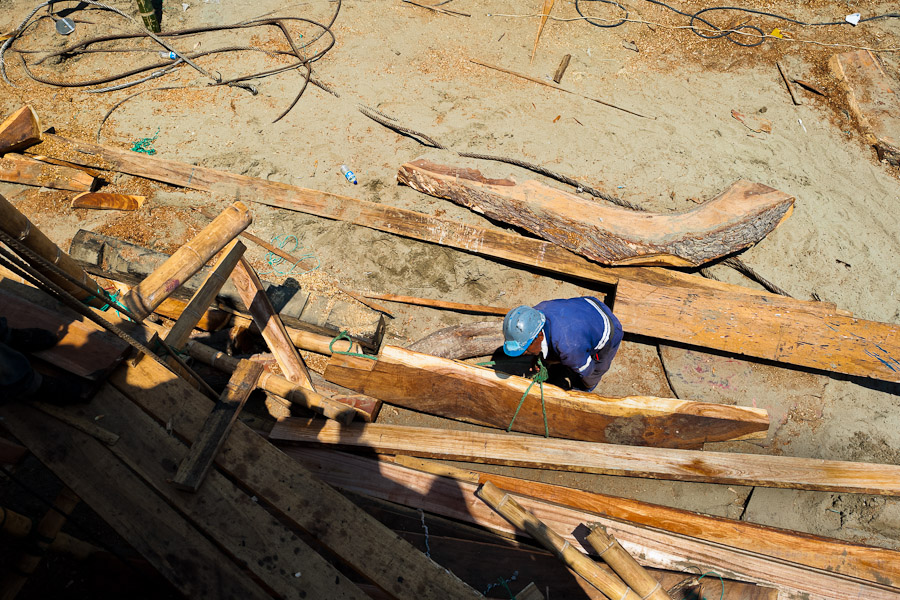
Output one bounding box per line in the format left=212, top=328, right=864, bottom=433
left=397, top=159, right=795, bottom=267
left=324, top=345, right=769, bottom=449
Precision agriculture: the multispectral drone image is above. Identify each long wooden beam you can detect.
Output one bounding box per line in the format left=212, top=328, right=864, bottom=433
left=269, top=420, right=900, bottom=496
left=39, top=135, right=900, bottom=382
left=324, top=345, right=769, bottom=448
left=0, top=153, right=94, bottom=191
left=287, top=448, right=900, bottom=600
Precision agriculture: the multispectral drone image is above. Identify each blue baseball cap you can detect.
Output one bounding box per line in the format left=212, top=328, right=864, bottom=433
left=502, top=305, right=545, bottom=357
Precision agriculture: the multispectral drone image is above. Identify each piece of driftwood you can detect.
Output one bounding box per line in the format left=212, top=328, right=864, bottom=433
left=108, top=356, right=484, bottom=599
left=478, top=481, right=642, bottom=600
left=830, top=50, right=900, bottom=165
left=71, top=192, right=145, bottom=210
left=290, top=449, right=897, bottom=600
left=0, top=153, right=95, bottom=191
left=324, top=345, right=769, bottom=448
left=231, top=257, right=314, bottom=389
left=553, top=53, right=571, bottom=83
left=38, top=135, right=900, bottom=382
left=271, top=420, right=900, bottom=496
left=172, top=360, right=264, bottom=492
left=122, top=202, right=251, bottom=320
left=397, top=159, right=795, bottom=267
left=364, top=292, right=509, bottom=315
left=407, top=321, right=504, bottom=359
left=0, top=106, right=41, bottom=154
left=0, top=289, right=129, bottom=380
left=0, top=194, right=109, bottom=309
left=585, top=524, right=671, bottom=600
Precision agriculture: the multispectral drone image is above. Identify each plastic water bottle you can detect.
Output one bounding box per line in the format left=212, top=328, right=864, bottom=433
left=340, top=165, right=357, bottom=185
left=159, top=51, right=178, bottom=60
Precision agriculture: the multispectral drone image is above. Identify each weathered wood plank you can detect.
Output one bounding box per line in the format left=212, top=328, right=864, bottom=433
left=397, top=160, right=794, bottom=267
left=0, top=106, right=41, bottom=155
left=287, top=448, right=900, bottom=600
left=172, top=359, right=264, bottom=492
left=270, top=420, right=900, bottom=496
left=107, top=358, right=484, bottom=600
left=324, top=345, right=769, bottom=448
left=0, top=153, right=94, bottom=191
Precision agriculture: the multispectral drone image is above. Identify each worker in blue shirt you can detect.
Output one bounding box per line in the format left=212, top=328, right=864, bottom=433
left=501, top=297, right=623, bottom=391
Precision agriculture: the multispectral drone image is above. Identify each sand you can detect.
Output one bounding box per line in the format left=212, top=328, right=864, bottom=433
left=2, top=0, right=900, bottom=570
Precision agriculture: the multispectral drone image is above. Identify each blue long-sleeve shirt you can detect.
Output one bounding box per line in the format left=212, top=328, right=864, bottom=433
left=534, top=297, right=623, bottom=390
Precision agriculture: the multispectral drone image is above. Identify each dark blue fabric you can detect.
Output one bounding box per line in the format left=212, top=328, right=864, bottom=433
left=534, top=297, right=623, bottom=391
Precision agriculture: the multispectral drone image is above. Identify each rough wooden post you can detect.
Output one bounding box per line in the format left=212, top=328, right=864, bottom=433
left=586, top=523, right=672, bottom=600
left=122, top=201, right=251, bottom=320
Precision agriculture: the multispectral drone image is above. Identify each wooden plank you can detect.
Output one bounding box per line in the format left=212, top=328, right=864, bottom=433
left=363, top=292, right=509, bottom=315
left=164, top=240, right=245, bottom=350
left=287, top=448, right=900, bottom=600
left=397, top=160, right=794, bottom=267
left=0, top=106, right=40, bottom=155
left=269, top=420, right=900, bottom=496
left=172, top=359, right=264, bottom=492
left=0, top=289, right=129, bottom=380
left=71, top=192, right=145, bottom=210
left=392, top=455, right=900, bottom=587
left=830, top=50, right=900, bottom=165
left=107, top=358, right=484, bottom=600
left=0, top=153, right=94, bottom=191
left=324, top=345, right=769, bottom=448
left=0, top=402, right=272, bottom=599
left=231, top=257, right=315, bottom=389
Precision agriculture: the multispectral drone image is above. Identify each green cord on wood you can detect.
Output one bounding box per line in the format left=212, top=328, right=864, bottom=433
left=507, top=358, right=550, bottom=438
left=697, top=571, right=725, bottom=600
left=329, top=331, right=378, bottom=359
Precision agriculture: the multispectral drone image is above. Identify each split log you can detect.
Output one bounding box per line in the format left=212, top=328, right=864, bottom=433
left=0, top=194, right=110, bottom=309
left=270, top=420, right=900, bottom=496
left=830, top=50, right=900, bottom=165
left=397, top=159, right=795, bottom=267
left=289, top=448, right=900, bottom=600
left=71, top=192, right=145, bottom=210
left=38, top=135, right=900, bottom=383
left=407, top=321, right=504, bottom=359
left=0, top=107, right=41, bottom=155
left=108, top=355, right=484, bottom=599
left=324, top=345, right=770, bottom=448
left=0, top=153, right=95, bottom=191
left=585, top=524, right=671, bottom=600
left=122, top=202, right=251, bottom=320
left=477, top=481, right=642, bottom=600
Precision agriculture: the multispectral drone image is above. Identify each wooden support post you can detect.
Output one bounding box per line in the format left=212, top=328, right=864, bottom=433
left=0, top=487, right=80, bottom=600
left=586, top=524, right=672, bottom=600
left=0, top=106, right=41, bottom=155
left=0, top=194, right=110, bottom=309
left=164, top=240, right=245, bottom=351
left=231, top=257, right=315, bottom=389
left=122, top=202, right=251, bottom=320
left=477, top=481, right=641, bottom=600
left=185, top=340, right=361, bottom=423
left=172, top=360, right=264, bottom=492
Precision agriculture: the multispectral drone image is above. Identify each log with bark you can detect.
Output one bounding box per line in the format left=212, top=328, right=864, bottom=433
left=407, top=321, right=504, bottom=359
left=397, top=159, right=795, bottom=267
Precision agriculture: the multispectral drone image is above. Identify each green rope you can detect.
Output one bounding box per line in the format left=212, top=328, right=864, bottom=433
left=507, top=358, right=550, bottom=438
left=131, top=127, right=160, bottom=155
left=81, top=288, right=133, bottom=321
left=329, top=331, right=377, bottom=359
left=697, top=571, right=725, bottom=600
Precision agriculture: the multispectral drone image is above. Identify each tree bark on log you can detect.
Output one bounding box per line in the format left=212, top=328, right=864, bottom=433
left=397, top=159, right=795, bottom=267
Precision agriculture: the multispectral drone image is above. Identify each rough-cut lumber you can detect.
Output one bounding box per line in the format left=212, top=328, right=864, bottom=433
left=231, top=257, right=314, bottom=389
left=164, top=240, right=245, bottom=351
left=185, top=340, right=361, bottom=423
left=71, top=192, right=145, bottom=210
left=324, top=345, right=769, bottom=448
left=0, top=402, right=272, bottom=599
left=0, top=289, right=129, bottom=380
left=288, top=448, right=900, bottom=600
left=108, top=357, right=484, bottom=600
left=478, top=481, right=642, bottom=600
left=393, top=455, right=900, bottom=587
left=172, top=360, right=264, bottom=492
left=0, top=153, right=95, bottom=191
left=364, top=292, right=509, bottom=315
left=585, top=524, right=671, bottom=600
left=830, top=50, right=900, bottom=165
left=39, top=135, right=900, bottom=382
left=407, top=321, right=504, bottom=359
left=397, top=159, right=795, bottom=267
left=0, top=106, right=41, bottom=155
left=0, top=193, right=109, bottom=309
left=122, top=202, right=251, bottom=320
left=270, top=420, right=900, bottom=496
